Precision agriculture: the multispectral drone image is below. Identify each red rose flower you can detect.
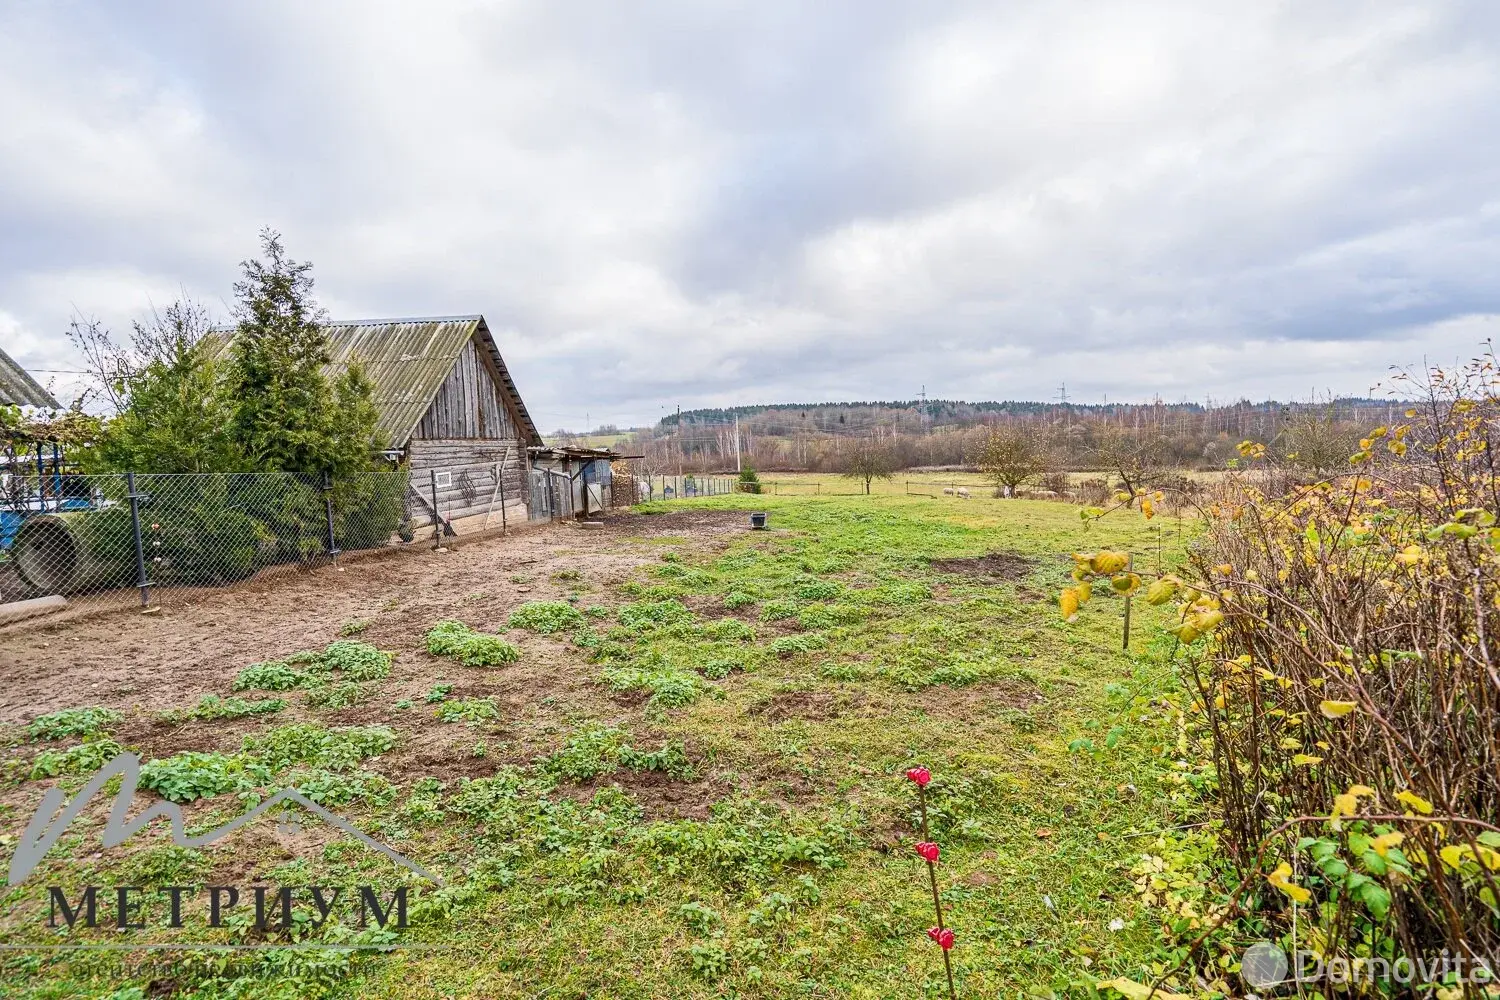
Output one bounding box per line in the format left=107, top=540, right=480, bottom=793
left=914, top=841, right=940, bottom=863
left=905, top=766, right=931, bottom=786
left=936, top=928, right=955, bottom=950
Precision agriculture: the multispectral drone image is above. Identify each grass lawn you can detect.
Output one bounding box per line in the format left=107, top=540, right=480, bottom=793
left=0, top=492, right=1212, bottom=999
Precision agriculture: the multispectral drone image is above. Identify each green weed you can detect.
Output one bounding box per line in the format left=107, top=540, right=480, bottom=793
left=509, top=601, right=586, bottom=633
left=425, top=620, right=520, bottom=666
left=26, top=706, right=121, bottom=741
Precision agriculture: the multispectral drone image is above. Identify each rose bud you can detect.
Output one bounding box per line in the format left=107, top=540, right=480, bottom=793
left=905, top=766, right=931, bottom=786
left=914, top=841, right=940, bottom=863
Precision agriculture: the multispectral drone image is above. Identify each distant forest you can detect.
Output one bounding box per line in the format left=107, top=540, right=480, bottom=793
left=546, top=396, right=1406, bottom=476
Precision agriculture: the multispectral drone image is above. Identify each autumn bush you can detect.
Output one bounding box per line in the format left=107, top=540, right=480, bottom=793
left=1175, top=359, right=1500, bottom=976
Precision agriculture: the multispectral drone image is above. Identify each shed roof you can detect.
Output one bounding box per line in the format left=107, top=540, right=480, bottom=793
left=0, top=346, right=61, bottom=409
left=215, top=315, right=542, bottom=448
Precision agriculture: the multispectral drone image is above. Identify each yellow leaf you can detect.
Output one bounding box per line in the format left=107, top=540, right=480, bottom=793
left=1319, top=700, right=1358, bottom=719
left=1076, top=579, right=1093, bottom=604
left=1266, top=861, right=1311, bottom=904
left=1111, top=572, right=1142, bottom=596
left=1371, top=832, right=1405, bottom=857
left=1059, top=588, right=1080, bottom=622
left=1394, top=544, right=1423, bottom=565
left=1144, top=576, right=1180, bottom=605
left=1141, top=498, right=1155, bottom=519
left=1092, top=550, right=1130, bottom=574
left=1194, top=609, right=1225, bottom=632
left=1291, top=754, right=1323, bottom=766
left=1440, top=844, right=1469, bottom=871
left=1395, top=789, right=1433, bottom=815
left=1095, top=978, right=1190, bottom=1000
left=1331, top=784, right=1377, bottom=828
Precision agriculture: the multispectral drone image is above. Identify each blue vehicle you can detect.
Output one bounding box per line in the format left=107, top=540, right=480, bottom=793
left=0, top=448, right=96, bottom=553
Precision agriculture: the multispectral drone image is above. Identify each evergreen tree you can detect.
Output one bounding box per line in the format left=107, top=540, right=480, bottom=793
left=225, top=229, right=382, bottom=476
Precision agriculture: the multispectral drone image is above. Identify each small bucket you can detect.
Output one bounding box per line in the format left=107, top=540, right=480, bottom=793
left=749, top=512, right=768, bottom=530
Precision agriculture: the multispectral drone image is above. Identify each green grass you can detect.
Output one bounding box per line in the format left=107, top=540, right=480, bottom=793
left=7, top=492, right=1209, bottom=999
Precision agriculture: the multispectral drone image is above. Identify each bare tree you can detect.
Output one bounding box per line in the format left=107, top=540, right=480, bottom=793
left=1281, top=406, right=1360, bottom=476
left=975, top=425, right=1047, bottom=496
left=1090, top=426, right=1167, bottom=498
left=67, top=299, right=216, bottom=414
left=841, top=438, right=897, bottom=494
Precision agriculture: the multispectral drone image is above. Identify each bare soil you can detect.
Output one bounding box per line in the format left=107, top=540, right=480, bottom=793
left=0, top=511, right=750, bottom=725
left=928, top=551, right=1035, bottom=581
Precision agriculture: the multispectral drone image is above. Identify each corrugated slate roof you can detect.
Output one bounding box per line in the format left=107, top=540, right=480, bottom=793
left=0, top=346, right=61, bottom=408
left=212, top=314, right=541, bottom=448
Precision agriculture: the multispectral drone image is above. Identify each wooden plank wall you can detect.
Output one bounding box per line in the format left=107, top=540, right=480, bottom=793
left=414, top=339, right=518, bottom=440
left=406, top=445, right=529, bottom=525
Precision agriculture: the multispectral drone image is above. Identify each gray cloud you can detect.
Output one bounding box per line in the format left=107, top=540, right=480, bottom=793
left=3, top=1, right=1499, bottom=427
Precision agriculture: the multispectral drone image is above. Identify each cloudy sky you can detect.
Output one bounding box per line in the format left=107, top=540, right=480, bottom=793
left=3, top=2, right=1499, bottom=429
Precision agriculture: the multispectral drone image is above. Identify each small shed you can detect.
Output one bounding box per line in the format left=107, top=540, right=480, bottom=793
left=527, top=446, right=622, bottom=520
left=319, top=315, right=544, bottom=525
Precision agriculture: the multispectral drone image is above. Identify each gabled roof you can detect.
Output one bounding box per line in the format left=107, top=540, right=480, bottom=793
left=0, top=346, right=61, bottom=408
left=212, top=314, right=542, bottom=448
left=320, top=315, right=541, bottom=447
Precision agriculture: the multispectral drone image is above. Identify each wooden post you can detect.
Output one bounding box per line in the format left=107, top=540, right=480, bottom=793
left=1122, top=553, right=1133, bottom=651
left=499, top=462, right=508, bottom=535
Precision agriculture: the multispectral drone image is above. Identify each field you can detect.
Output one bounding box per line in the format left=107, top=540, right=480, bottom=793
left=0, top=492, right=1202, bottom=999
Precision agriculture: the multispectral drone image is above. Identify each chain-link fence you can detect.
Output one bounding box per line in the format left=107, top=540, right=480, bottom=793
left=0, top=469, right=414, bottom=613
left=634, top=475, right=739, bottom=502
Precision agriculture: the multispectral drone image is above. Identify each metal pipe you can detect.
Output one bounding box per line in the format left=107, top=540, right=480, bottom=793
left=126, top=471, right=150, bottom=607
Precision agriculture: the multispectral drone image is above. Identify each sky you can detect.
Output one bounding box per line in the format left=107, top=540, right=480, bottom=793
left=3, top=1, right=1499, bottom=431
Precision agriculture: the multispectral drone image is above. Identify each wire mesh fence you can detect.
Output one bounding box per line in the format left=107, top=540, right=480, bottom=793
left=634, top=475, right=739, bottom=502
left=0, top=470, right=415, bottom=613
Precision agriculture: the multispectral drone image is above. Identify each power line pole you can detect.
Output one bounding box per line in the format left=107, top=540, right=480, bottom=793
left=676, top=404, right=683, bottom=479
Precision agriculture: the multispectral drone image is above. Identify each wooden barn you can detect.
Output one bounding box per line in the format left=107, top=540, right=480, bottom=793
left=321, top=315, right=543, bottom=525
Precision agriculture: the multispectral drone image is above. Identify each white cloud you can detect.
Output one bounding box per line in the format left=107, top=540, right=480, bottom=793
left=1, top=1, right=1498, bottom=427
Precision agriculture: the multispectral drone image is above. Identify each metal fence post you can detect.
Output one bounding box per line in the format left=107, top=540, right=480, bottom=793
left=125, top=471, right=151, bottom=607
left=430, top=469, right=442, bottom=548
left=1122, top=553, right=1133, bottom=651
left=322, top=471, right=341, bottom=568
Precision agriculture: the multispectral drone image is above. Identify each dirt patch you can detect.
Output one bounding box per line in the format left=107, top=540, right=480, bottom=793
left=0, top=514, right=655, bottom=723
left=747, top=688, right=864, bottom=723
left=599, top=508, right=757, bottom=537
left=557, top=767, right=723, bottom=821
left=928, top=551, right=1035, bottom=581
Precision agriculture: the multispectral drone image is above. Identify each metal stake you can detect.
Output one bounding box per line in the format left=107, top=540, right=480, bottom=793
left=125, top=471, right=151, bottom=607
left=322, top=471, right=340, bottom=568
left=430, top=469, right=442, bottom=548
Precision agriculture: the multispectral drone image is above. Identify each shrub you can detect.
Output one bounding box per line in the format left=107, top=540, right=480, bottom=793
left=27, top=706, right=121, bottom=741
left=735, top=466, right=763, bottom=495
left=425, top=620, right=520, bottom=666
left=509, top=601, right=586, bottom=634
